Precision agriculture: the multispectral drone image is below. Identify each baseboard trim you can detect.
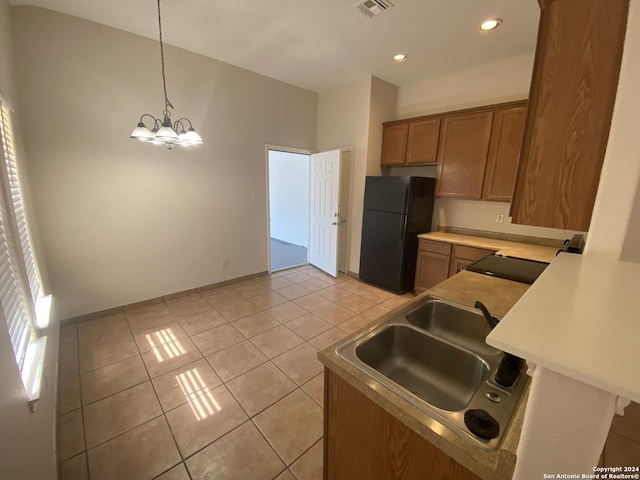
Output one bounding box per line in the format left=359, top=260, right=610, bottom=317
left=61, top=270, right=270, bottom=326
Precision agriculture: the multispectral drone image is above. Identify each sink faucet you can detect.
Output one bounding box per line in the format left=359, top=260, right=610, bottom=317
left=475, top=300, right=524, bottom=388
left=474, top=301, right=500, bottom=329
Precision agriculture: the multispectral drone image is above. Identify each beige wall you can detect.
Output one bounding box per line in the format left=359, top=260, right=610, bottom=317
left=585, top=0, right=640, bottom=262
left=317, top=76, right=398, bottom=274
left=11, top=6, right=317, bottom=321
left=393, top=52, right=581, bottom=240
left=396, top=53, right=536, bottom=119
left=0, top=2, right=57, bottom=479
left=317, top=77, right=372, bottom=274
left=429, top=198, right=582, bottom=240
left=366, top=77, right=397, bottom=178
left=0, top=0, right=16, bottom=105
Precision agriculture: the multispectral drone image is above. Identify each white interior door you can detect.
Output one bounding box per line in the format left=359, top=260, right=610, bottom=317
left=309, top=149, right=342, bottom=277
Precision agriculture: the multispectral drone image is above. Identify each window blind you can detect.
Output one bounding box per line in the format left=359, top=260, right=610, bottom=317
left=0, top=208, right=34, bottom=369
left=0, top=106, right=41, bottom=301
left=0, top=102, right=39, bottom=373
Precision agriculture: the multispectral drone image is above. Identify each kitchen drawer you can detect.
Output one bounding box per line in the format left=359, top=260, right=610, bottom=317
left=419, top=239, right=452, bottom=256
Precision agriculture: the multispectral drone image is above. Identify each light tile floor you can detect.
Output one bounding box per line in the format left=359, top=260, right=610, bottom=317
left=57, top=264, right=414, bottom=480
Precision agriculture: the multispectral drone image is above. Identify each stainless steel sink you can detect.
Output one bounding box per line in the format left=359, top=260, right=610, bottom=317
left=406, top=300, right=502, bottom=357
left=356, top=325, right=488, bottom=411
left=335, top=295, right=527, bottom=450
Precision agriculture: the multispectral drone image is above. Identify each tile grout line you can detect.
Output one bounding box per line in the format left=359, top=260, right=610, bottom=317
left=85, top=308, right=165, bottom=474
left=81, top=286, right=373, bottom=403
left=76, top=322, right=89, bottom=479
left=288, top=437, right=324, bottom=476
left=58, top=266, right=397, bottom=479
left=176, top=418, right=291, bottom=477
left=159, top=292, right=301, bottom=472
left=58, top=322, right=84, bottom=476
left=78, top=312, right=151, bottom=408
left=248, top=386, right=324, bottom=470
left=140, top=300, right=191, bottom=472
left=83, top=304, right=182, bottom=477
left=67, top=354, right=313, bottom=473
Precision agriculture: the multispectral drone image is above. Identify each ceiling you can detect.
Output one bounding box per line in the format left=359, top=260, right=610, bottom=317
left=9, top=0, right=541, bottom=92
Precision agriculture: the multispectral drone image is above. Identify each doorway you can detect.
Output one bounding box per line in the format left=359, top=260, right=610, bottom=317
left=266, top=146, right=352, bottom=276
left=267, top=148, right=311, bottom=272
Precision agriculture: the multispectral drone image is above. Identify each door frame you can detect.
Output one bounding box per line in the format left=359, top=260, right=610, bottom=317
left=337, top=147, right=352, bottom=275
left=265, top=145, right=313, bottom=274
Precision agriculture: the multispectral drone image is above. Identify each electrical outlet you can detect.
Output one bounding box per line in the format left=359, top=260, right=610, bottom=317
left=221, top=258, right=229, bottom=269
left=496, top=214, right=504, bottom=224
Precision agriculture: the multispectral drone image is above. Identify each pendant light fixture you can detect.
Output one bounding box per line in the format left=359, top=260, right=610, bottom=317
left=130, top=0, right=203, bottom=149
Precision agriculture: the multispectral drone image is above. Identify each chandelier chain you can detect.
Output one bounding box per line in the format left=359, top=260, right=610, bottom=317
left=157, top=0, right=173, bottom=112
left=130, top=0, right=202, bottom=148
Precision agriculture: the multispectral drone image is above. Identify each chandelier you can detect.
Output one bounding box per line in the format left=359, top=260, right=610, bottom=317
left=130, top=0, right=203, bottom=149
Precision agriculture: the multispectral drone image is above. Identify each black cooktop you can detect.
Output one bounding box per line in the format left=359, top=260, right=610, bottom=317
left=465, top=254, right=549, bottom=285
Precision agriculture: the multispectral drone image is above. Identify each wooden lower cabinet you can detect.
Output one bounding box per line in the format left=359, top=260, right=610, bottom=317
left=324, top=369, right=482, bottom=480
left=449, top=245, right=496, bottom=277
left=415, top=250, right=451, bottom=292
left=414, top=239, right=452, bottom=293
left=414, top=240, right=495, bottom=293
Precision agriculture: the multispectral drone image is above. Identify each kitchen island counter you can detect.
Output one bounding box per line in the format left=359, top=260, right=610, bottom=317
left=319, top=270, right=540, bottom=479
left=488, top=253, right=640, bottom=403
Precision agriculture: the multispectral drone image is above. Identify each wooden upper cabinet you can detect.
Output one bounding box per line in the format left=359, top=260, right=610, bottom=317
left=511, top=0, right=628, bottom=231
left=380, top=123, right=409, bottom=166
left=482, top=106, right=527, bottom=202
left=436, top=111, right=494, bottom=198
left=406, top=119, right=440, bottom=165
left=381, top=119, right=440, bottom=166
left=380, top=100, right=525, bottom=190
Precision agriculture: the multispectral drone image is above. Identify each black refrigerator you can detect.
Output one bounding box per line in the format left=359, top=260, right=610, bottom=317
left=359, top=176, right=436, bottom=293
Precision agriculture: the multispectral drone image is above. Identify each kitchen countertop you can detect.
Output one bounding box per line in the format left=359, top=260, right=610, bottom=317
left=487, top=253, right=640, bottom=403
left=417, top=231, right=560, bottom=263
left=318, top=232, right=565, bottom=478
left=319, top=272, right=532, bottom=479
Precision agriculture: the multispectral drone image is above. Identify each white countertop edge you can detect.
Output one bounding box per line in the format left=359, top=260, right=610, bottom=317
left=487, top=336, right=638, bottom=404
left=486, top=253, right=640, bottom=404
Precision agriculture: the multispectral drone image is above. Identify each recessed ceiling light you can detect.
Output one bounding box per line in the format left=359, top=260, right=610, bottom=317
left=480, top=18, right=502, bottom=31
left=393, top=54, right=408, bottom=62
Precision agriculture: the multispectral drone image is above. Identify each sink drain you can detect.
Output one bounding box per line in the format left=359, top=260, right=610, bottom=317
left=464, top=409, right=500, bottom=439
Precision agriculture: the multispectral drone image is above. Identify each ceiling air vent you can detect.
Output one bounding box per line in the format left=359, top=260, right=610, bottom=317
left=353, top=0, right=394, bottom=17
